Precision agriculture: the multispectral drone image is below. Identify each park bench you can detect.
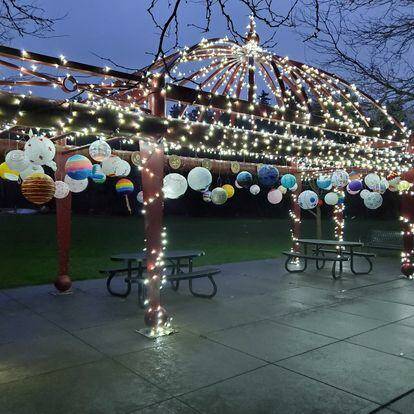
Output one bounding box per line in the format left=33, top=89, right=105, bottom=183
left=283, top=251, right=349, bottom=279
left=365, top=230, right=402, bottom=251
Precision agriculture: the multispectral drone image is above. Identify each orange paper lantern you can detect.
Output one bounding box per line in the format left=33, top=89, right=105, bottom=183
left=21, top=173, right=55, bottom=205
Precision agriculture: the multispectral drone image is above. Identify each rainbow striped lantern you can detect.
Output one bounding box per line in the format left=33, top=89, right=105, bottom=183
left=116, top=178, right=134, bottom=214
left=65, top=154, right=92, bottom=180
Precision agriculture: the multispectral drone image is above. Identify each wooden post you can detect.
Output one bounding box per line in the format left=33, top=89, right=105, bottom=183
left=401, top=193, right=414, bottom=278
left=291, top=174, right=302, bottom=252
left=141, top=75, right=168, bottom=329
left=54, top=145, right=73, bottom=292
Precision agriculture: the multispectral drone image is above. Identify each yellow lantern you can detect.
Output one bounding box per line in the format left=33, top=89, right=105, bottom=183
left=0, top=162, right=19, bottom=181
left=222, top=184, right=235, bottom=198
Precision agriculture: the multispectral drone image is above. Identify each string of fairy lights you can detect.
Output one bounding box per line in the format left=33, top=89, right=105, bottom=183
left=0, top=16, right=412, bottom=333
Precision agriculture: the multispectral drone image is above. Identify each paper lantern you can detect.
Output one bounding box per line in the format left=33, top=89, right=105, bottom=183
left=187, top=167, right=212, bottom=191
left=348, top=180, right=363, bottom=192
left=0, top=162, right=19, bottom=181
left=222, top=184, right=235, bottom=198
left=278, top=185, right=287, bottom=194
left=89, top=139, right=111, bottom=162
left=360, top=189, right=370, bottom=199
left=364, top=192, right=383, bottom=209
left=331, top=170, right=349, bottom=188
left=316, top=175, right=331, bottom=189
left=258, top=165, right=279, bottom=186
left=236, top=171, right=253, bottom=188
left=281, top=174, right=296, bottom=189
left=5, top=150, right=30, bottom=172
left=211, top=187, right=227, bottom=205
left=91, top=164, right=106, bottom=184
left=136, top=191, right=144, bottom=203
left=163, top=173, right=187, bottom=199
left=364, top=173, right=380, bottom=190
left=115, top=160, right=131, bottom=177
left=373, top=178, right=389, bottom=194
left=24, top=134, right=55, bottom=166
left=64, top=175, right=88, bottom=193
left=115, top=178, right=134, bottom=194
left=291, top=183, right=298, bottom=192
left=346, top=185, right=359, bottom=195
left=250, top=184, right=260, bottom=195
left=202, top=190, right=212, bottom=202
left=397, top=180, right=411, bottom=192
left=324, top=192, right=339, bottom=205
left=65, top=154, right=92, bottom=180
left=20, top=164, right=44, bottom=180
left=101, top=156, right=122, bottom=177
left=21, top=173, right=55, bottom=204
left=349, top=171, right=360, bottom=180
left=298, top=190, right=318, bottom=210
left=234, top=180, right=243, bottom=189
left=54, top=181, right=70, bottom=199
left=267, top=189, right=283, bottom=204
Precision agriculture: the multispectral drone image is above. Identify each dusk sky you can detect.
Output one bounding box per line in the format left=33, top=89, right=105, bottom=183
left=10, top=1, right=317, bottom=72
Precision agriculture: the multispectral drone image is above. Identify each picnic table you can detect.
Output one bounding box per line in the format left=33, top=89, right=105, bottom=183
left=101, top=250, right=220, bottom=307
left=283, top=239, right=375, bottom=278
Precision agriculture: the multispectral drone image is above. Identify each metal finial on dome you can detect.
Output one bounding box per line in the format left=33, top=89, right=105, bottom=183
left=246, top=15, right=260, bottom=43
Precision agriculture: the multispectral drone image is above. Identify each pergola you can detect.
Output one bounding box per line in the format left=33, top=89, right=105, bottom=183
left=0, top=18, right=413, bottom=335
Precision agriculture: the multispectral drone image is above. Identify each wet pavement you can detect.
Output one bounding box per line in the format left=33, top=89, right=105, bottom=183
left=1, top=257, right=414, bottom=413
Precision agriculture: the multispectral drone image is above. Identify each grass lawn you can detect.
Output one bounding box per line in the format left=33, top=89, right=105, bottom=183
left=0, top=214, right=400, bottom=289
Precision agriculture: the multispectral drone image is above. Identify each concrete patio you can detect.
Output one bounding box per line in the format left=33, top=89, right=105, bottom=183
left=1, top=257, right=414, bottom=413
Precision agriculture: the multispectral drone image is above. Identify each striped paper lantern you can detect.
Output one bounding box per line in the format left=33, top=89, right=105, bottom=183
left=21, top=173, right=55, bottom=205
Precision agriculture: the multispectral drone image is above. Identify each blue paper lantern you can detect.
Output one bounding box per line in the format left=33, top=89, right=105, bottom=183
left=258, top=165, right=279, bottom=187
left=316, top=175, right=331, bottom=190
left=280, top=174, right=296, bottom=189
left=236, top=171, right=253, bottom=188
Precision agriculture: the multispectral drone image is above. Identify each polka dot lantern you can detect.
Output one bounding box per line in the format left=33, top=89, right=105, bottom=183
left=298, top=190, right=318, bottom=210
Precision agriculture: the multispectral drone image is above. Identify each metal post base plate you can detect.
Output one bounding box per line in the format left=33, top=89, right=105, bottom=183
left=135, top=326, right=176, bottom=339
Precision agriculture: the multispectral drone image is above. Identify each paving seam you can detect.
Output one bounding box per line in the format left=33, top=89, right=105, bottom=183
left=369, top=387, right=414, bottom=414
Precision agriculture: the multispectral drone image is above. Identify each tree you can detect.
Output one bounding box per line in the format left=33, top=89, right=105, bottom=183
left=258, top=90, right=271, bottom=106
left=0, top=1, right=59, bottom=42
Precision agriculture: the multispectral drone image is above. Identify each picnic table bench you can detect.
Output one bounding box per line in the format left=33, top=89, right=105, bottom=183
left=283, top=239, right=376, bottom=279
left=100, top=250, right=221, bottom=308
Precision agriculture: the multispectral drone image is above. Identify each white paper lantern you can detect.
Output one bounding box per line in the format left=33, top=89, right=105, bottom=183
left=249, top=184, right=260, bottom=195
left=101, top=156, right=122, bottom=176
left=89, top=139, right=111, bottom=162
left=5, top=150, right=30, bottom=172
left=331, top=170, right=349, bottom=188
left=54, top=180, right=70, bottom=199
left=20, top=164, right=44, bottom=180
left=234, top=180, right=242, bottom=189
left=364, top=173, right=380, bottom=190
left=163, top=173, right=188, bottom=199
left=64, top=175, right=88, bottom=193
left=267, top=189, right=283, bottom=204
left=324, top=192, right=339, bottom=205
left=291, top=183, right=298, bottom=192
left=298, top=190, right=318, bottom=210
left=277, top=185, right=287, bottom=194
left=360, top=189, right=370, bottom=199
left=364, top=192, right=383, bottom=209
left=24, top=135, right=55, bottom=166
left=136, top=191, right=144, bottom=203
left=202, top=190, right=212, bottom=202
left=211, top=187, right=227, bottom=205
left=187, top=167, right=212, bottom=191
left=115, top=160, right=131, bottom=177
left=373, top=178, right=389, bottom=194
